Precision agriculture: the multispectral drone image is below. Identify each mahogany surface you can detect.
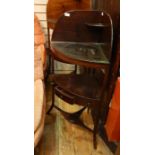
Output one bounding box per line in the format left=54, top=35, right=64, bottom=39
left=52, top=73, right=103, bottom=101
left=51, top=42, right=110, bottom=68
left=52, top=11, right=112, bottom=43
left=92, top=0, right=120, bottom=153
left=51, top=11, right=113, bottom=61
left=46, top=0, right=92, bottom=77
left=47, top=10, right=113, bottom=149
left=46, top=0, right=91, bottom=29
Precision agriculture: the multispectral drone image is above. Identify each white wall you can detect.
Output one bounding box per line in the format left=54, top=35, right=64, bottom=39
left=34, top=0, right=49, bottom=47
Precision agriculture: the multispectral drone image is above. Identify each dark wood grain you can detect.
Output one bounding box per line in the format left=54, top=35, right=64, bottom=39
left=93, top=0, right=120, bottom=153
left=52, top=11, right=112, bottom=43
left=52, top=10, right=113, bottom=61
left=46, top=0, right=91, bottom=29
left=47, top=10, right=113, bottom=149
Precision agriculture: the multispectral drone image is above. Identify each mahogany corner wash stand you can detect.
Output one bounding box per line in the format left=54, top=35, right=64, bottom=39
left=47, top=10, right=113, bottom=149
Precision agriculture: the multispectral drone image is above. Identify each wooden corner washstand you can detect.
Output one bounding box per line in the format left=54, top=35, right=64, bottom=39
left=47, top=10, right=113, bottom=149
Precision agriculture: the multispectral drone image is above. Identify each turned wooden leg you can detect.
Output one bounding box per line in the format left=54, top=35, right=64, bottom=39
left=47, top=51, right=51, bottom=75
left=47, top=84, right=55, bottom=114
left=91, top=103, right=100, bottom=149
left=93, top=112, right=100, bottom=149
left=74, top=65, right=77, bottom=74
left=44, top=48, right=52, bottom=81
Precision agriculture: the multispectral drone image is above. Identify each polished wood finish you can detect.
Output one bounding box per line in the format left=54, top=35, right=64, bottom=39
left=52, top=73, right=103, bottom=102
left=93, top=0, right=120, bottom=152
left=94, top=0, right=120, bottom=31
left=51, top=10, right=113, bottom=61
left=46, top=0, right=91, bottom=29
left=51, top=46, right=110, bottom=68
left=52, top=12, right=112, bottom=43
left=96, top=0, right=120, bottom=106
left=47, top=10, right=113, bottom=149
left=46, top=0, right=91, bottom=49
left=46, top=0, right=92, bottom=77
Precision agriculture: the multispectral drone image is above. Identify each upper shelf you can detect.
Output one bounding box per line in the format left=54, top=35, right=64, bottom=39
left=85, top=22, right=110, bottom=28
left=51, top=41, right=111, bottom=65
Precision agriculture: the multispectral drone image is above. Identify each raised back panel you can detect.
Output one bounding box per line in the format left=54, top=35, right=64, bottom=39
left=52, top=11, right=112, bottom=42
left=52, top=10, right=113, bottom=60
left=46, top=0, right=91, bottom=29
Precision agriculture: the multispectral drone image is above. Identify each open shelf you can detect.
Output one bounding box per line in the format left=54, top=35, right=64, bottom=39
left=52, top=73, right=103, bottom=101
left=85, top=22, right=110, bottom=28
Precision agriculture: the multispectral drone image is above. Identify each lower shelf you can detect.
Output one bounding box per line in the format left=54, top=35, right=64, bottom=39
left=52, top=73, right=103, bottom=101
